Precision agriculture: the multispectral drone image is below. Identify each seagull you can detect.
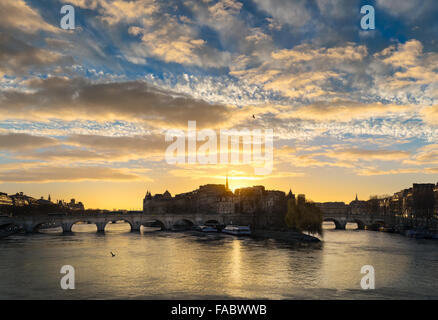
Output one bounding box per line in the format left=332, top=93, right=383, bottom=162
left=110, top=251, right=116, bottom=257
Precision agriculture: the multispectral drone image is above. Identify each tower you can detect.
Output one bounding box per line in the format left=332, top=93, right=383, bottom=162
left=355, top=193, right=358, bottom=201
left=287, top=189, right=295, bottom=200
left=225, top=172, right=229, bottom=191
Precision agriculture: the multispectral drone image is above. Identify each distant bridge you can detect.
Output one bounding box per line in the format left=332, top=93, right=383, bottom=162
left=0, top=211, right=395, bottom=235
left=0, top=212, right=254, bottom=234
left=323, top=212, right=390, bottom=230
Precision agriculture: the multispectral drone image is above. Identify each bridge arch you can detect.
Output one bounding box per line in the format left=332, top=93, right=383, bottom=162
left=105, top=219, right=133, bottom=233
left=69, top=220, right=99, bottom=232
left=142, top=219, right=167, bottom=231
left=323, top=218, right=345, bottom=230
left=32, top=221, right=62, bottom=233
left=351, top=219, right=366, bottom=230
left=0, top=223, right=20, bottom=234
left=172, top=218, right=195, bottom=230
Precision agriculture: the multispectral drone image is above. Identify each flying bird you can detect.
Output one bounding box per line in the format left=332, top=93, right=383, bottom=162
left=110, top=251, right=116, bottom=257
left=252, top=114, right=255, bottom=119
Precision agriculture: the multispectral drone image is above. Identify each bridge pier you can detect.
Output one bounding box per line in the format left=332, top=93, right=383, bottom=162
left=332, top=220, right=346, bottom=230
left=356, top=221, right=366, bottom=230
left=130, top=221, right=141, bottom=232
left=335, top=221, right=346, bottom=230
left=62, top=223, right=73, bottom=233
left=22, top=223, right=35, bottom=234
left=96, top=222, right=106, bottom=233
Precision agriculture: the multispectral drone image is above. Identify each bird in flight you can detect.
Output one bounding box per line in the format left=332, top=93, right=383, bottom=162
left=110, top=252, right=116, bottom=257
left=252, top=114, right=255, bottom=119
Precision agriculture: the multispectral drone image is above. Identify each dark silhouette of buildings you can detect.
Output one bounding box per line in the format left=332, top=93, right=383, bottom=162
left=143, top=183, right=292, bottom=229
left=0, top=192, right=85, bottom=213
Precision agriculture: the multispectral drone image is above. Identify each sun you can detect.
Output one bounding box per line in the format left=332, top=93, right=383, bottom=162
left=227, top=177, right=256, bottom=192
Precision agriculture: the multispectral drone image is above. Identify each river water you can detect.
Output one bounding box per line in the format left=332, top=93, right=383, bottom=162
left=0, top=222, right=437, bottom=299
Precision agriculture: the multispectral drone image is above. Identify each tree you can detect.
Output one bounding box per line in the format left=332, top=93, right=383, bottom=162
left=285, top=198, right=323, bottom=235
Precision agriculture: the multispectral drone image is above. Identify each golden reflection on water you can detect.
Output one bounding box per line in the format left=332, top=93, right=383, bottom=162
left=230, top=240, right=242, bottom=284
left=2, top=222, right=437, bottom=299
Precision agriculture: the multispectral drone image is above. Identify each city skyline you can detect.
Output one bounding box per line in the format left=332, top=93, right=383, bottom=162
left=2, top=178, right=438, bottom=211
left=3, top=1, right=438, bottom=209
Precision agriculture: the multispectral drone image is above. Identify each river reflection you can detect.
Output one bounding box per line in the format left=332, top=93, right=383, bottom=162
left=0, top=222, right=437, bottom=299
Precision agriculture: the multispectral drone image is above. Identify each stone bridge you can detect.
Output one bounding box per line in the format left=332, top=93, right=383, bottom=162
left=0, top=212, right=254, bottom=234
left=323, top=212, right=391, bottom=230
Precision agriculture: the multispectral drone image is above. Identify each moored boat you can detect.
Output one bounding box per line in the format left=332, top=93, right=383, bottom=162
left=222, top=225, right=251, bottom=236
left=404, top=228, right=428, bottom=239
left=194, top=225, right=218, bottom=233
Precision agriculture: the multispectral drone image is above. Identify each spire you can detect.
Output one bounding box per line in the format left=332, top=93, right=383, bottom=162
left=225, top=171, right=229, bottom=190
left=355, top=193, right=358, bottom=201
left=287, top=189, right=295, bottom=200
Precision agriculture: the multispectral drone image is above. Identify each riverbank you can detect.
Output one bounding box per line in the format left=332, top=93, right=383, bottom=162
left=251, top=229, right=321, bottom=243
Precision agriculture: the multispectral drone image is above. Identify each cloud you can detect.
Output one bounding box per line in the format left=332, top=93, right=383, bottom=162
left=420, top=104, right=438, bottom=126
left=127, top=21, right=231, bottom=68
left=276, top=144, right=411, bottom=174
left=3, top=133, right=180, bottom=163
left=168, top=165, right=303, bottom=181
left=403, top=144, right=438, bottom=165
left=376, top=0, right=435, bottom=21
left=372, top=40, right=438, bottom=100
left=65, top=0, right=231, bottom=68
left=1, top=0, right=438, bottom=192
left=356, top=167, right=420, bottom=176
left=64, top=0, right=157, bottom=25
left=425, top=167, right=438, bottom=173
left=227, top=38, right=438, bottom=108
left=0, top=77, right=236, bottom=128
left=0, top=0, right=58, bottom=33
left=208, top=0, right=243, bottom=20
left=328, top=148, right=411, bottom=161
left=252, top=0, right=311, bottom=27
left=67, top=134, right=165, bottom=152
left=270, top=43, right=367, bottom=62
left=356, top=165, right=438, bottom=176
left=0, top=165, right=142, bottom=183
left=61, top=134, right=167, bottom=161
left=278, top=100, right=411, bottom=121
left=0, top=34, right=73, bottom=76
left=16, top=147, right=108, bottom=162
left=315, top=0, right=357, bottom=19
left=0, top=133, right=58, bottom=151
left=230, top=43, right=370, bottom=101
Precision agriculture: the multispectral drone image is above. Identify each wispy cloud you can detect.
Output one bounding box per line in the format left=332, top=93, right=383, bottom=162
left=2, top=0, right=438, bottom=205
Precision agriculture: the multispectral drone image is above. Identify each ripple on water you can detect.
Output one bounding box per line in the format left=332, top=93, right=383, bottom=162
left=0, top=225, right=437, bottom=299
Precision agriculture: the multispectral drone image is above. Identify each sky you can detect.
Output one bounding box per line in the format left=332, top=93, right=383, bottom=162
left=2, top=0, right=438, bottom=209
